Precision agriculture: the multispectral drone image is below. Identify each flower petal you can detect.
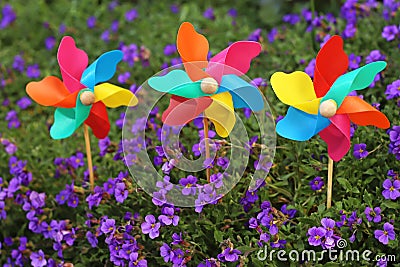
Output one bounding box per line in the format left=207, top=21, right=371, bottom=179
left=319, top=114, right=351, bottom=161
left=84, top=101, right=110, bottom=139
left=50, top=91, right=92, bottom=139
left=147, top=69, right=209, bottom=98
left=323, top=61, right=387, bottom=107
left=314, top=35, right=348, bottom=98
left=177, top=22, right=209, bottom=81
left=57, top=36, right=88, bottom=93
left=207, top=41, right=261, bottom=83
left=337, top=96, right=390, bottom=129
left=204, top=92, right=235, bottom=137
left=270, top=71, right=320, bottom=114
left=94, top=83, right=138, bottom=107
left=162, top=95, right=212, bottom=126
left=26, top=76, right=78, bottom=108
left=276, top=107, right=330, bottom=141
left=218, top=74, right=264, bottom=111
left=80, top=50, right=123, bottom=90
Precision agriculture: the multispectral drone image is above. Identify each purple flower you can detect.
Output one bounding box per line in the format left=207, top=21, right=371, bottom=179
left=0, top=4, right=16, bottom=29
left=364, top=207, right=381, bottom=223
left=170, top=4, right=179, bottom=13
left=283, top=14, right=300, bottom=25
left=12, top=55, right=25, bottom=72
left=16, top=96, right=32, bottom=109
left=171, top=232, right=183, bottom=245
left=227, top=8, right=237, bottom=18
left=86, top=231, right=98, bottom=247
left=118, top=71, right=131, bottom=84
left=305, top=59, right=316, bottom=78
left=216, top=157, right=229, bottom=169
left=267, top=28, right=278, bottom=43
left=158, top=206, right=179, bottom=226
left=348, top=53, right=361, bottom=70
left=353, top=143, right=368, bottom=159
left=30, top=250, right=47, bottom=267
left=45, top=36, right=56, bottom=50
left=382, top=179, right=400, bottom=200
left=98, top=137, right=110, bottom=157
left=141, top=215, right=160, bottom=239
left=218, top=248, right=241, bottom=262
left=87, top=16, right=96, bottom=28
left=125, top=9, right=138, bottom=21
left=382, top=25, right=399, bottom=41
left=366, top=50, right=385, bottom=63
left=164, top=44, right=177, bottom=56
left=160, top=243, right=173, bottom=262
left=385, top=79, right=400, bottom=100
left=111, top=20, right=119, bottom=32
left=26, top=64, right=41, bottom=78
left=388, top=126, right=400, bottom=159
left=115, top=182, right=128, bottom=203
left=5, top=110, right=20, bottom=129
left=307, top=227, right=326, bottom=246
left=203, top=8, right=215, bottom=20
left=321, top=218, right=335, bottom=237
left=309, top=176, right=324, bottom=191
left=100, top=218, right=116, bottom=234
left=180, top=175, right=197, bottom=195
left=248, top=28, right=261, bottom=42
left=101, top=30, right=110, bottom=42
left=58, top=23, right=66, bottom=34
left=129, top=252, right=147, bottom=267
left=374, top=223, right=396, bottom=245
left=342, top=23, right=356, bottom=39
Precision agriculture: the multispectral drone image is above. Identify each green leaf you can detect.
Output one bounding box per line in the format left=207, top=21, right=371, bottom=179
left=337, top=178, right=352, bottom=192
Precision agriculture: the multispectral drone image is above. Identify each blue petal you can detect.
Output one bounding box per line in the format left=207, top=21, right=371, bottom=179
left=218, top=74, right=264, bottom=111
left=276, top=107, right=330, bottom=141
left=80, top=50, right=123, bottom=90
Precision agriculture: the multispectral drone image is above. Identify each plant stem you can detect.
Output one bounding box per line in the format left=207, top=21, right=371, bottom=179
left=83, top=124, right=94, bottom=191
left=310, top=0, right=317, bottom=51
left=326, top=156, right=334, bottom=208
left=203, top=117, right=211, bottom=183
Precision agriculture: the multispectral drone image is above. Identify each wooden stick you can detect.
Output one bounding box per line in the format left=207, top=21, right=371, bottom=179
left=203, top=117, right=211, bottom=183
left=83, top=124, right=94, bottom=190
left=326, top=156, right=334, bottom=209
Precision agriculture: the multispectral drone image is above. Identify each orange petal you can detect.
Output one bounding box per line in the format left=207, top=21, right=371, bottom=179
left=337, top=96, right=390, bottom=129
left=177, top=22, right=209, bottom=81
left=26, top=76, right=78, bottom=108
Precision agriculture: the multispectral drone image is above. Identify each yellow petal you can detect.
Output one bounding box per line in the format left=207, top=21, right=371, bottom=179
left=270, top=71, right=319, bottom=114
left=94, top=83, right=138, bottom=108
left=204, top=92, right=235, bottom=137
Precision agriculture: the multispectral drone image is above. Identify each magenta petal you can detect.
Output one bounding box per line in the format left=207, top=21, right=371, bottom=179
left=162, top=95, right=213, bottom=126
left=57, top=36, right=88, bottom=93
left=319, top=114, right=350, bottom=161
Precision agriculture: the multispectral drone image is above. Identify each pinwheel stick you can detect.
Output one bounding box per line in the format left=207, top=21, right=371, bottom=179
left=326, top=156, right=334, bottom=209
left=83, top=124, right=95, bottom=190
left=203, top=117, right=211, bottom=183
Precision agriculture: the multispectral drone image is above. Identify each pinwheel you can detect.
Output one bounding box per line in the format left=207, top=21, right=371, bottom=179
left=26, top=36, right=138, bottom=189
left=270, top=35, right=390, bottom=208
left=148, top=22, right=264, bottom=181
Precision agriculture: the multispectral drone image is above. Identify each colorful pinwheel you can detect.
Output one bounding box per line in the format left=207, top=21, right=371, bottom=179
left=26, top=36, right=138, bottom=140
left=26, top=36, right=138, bottom=190
left=270, top=35, right=390, bottom=162
left=148, top=22, right=264, bottom=137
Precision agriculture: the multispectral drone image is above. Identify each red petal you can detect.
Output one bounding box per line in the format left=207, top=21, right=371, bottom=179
left=84, top=102, right=110, bottom=139
left=313, top=36, right=349, bottom=98
left=162, top=95, right=213, bottom=126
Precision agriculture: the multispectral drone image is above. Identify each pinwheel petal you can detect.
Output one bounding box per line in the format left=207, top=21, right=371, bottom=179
left=50, top=91, right=92, bottom=139
left=94, top=83, right=138, bottom=108
left=337, top=96, right=390, bottom=128
left=218, top=74, right=264, bottom=111
left=162, top=95, right=212, bottom=126
left=270, top=71, right=320, bottom=114
left=207, top=41, right=261, bottom=83
left=319, top=114, right=351, bottom=162
left=84, top=101, right=110, bottom=139
left=80, top=50, right=123, bottom=90
left=204, top=92, right=235, bottom=137
left=147, top=69, right=209, bottom=98
left=57, top=36, right=88, bottom=93
left=323, top=61, right=387, bottom=107
left=177, top=22, right=209, bottom=81
left=313, top=35, right=348, bottom=98
left=26, top=76, right=78, bottom=108
left=276, top=107, right=331, bottom=141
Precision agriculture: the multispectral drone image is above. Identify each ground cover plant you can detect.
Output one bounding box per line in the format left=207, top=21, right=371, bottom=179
left=0, top=0, right=399, bottom=266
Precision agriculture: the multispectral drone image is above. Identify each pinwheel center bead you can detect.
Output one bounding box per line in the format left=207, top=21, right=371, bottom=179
left=200, top=77, right=218, bottom=94
left=319, top=99, right=337, bottom=118
left=80, top=91, right=95, bottom=106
